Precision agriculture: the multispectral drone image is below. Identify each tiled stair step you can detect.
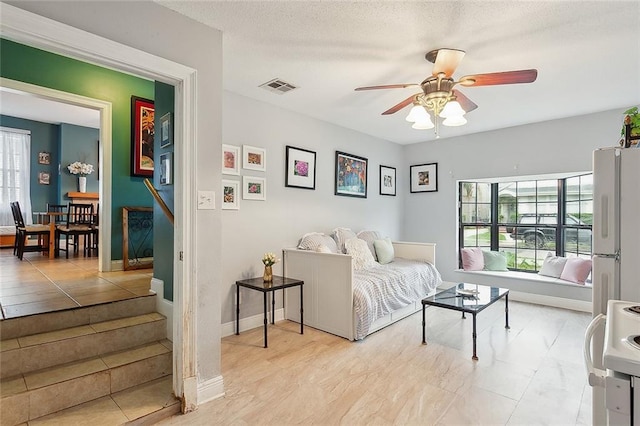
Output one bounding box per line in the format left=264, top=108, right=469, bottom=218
left=0, top=312, right=166, bottom=379
left=0, top=339, right=173, bottom=425
left=0, top=294, right=157, bottom=340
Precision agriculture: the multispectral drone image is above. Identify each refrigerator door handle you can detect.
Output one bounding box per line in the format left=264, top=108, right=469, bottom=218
left=584, top=313, right=607, bottom=388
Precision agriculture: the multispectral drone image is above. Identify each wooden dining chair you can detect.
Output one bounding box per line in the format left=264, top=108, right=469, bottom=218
left=46, top=203, right=67, bottom=225
left=10, top=201, right=50, bottom=260
left=55, top=203, right=95, bottom=258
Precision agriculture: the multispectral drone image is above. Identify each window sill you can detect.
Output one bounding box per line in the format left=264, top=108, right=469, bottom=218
left=454, top=269, right=592, bottom=289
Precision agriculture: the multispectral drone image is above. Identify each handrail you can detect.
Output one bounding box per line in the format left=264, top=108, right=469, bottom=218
left=143, top=178, right=174, bottom=225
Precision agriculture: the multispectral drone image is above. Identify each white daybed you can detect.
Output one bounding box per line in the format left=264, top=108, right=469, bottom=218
left=283, top=241, right=441, bottom=341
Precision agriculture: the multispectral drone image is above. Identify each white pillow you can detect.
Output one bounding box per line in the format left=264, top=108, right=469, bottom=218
left=297, top=232, right=339, bottom=253
left=333, top=227, right=357, bottom=254
left=315, top=244, right=333, bottom=253
left=357, top=230, right=382, bottom=260
left=538, top=253, right=568, bottom=278
left=345, top=237, right=376, bottom=270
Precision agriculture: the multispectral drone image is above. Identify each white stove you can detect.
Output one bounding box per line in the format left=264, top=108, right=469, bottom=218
left=603, top=300, right=640, bottom=425
left=604, top=301, right=640, bottom=377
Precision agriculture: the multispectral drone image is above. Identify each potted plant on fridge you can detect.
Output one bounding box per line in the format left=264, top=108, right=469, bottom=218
left=621, top=106, right=640, bottom=148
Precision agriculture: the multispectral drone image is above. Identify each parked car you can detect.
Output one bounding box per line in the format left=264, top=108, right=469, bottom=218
left=509, top=213, right=592, bottom=248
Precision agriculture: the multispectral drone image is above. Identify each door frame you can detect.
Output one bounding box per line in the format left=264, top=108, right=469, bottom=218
left=1, top=4, right=199, bottom=409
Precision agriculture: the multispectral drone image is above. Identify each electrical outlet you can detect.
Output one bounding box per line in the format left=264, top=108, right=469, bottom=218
left=197, top=190, right=215, bottom=210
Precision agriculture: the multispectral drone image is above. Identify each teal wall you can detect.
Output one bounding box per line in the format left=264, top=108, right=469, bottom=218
left=0, top=38, right=154, bottom=260
left=59, top=124, right=99, bottom=200
left=0, top=114, right=58, bottom=215
left=153, top=81, right=175, bottom=300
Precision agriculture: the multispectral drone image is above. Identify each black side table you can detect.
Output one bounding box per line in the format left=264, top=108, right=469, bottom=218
left=235, top=275, right=304, bottom=348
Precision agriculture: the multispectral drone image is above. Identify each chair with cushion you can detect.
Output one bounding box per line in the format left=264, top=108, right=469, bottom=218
left=46, top=203, right=67, bottom=225
left=10, top=201, right=50, bottom=260
left=55, top=203, right=95, bottom=258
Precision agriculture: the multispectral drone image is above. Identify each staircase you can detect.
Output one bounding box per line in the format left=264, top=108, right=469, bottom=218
left=0, top=294, right=179, bottom=425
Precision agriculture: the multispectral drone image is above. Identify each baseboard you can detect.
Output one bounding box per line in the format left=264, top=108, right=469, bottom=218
left=197, top=375, right=225, bottom=406
left=508, top=291, right=591, bottom=313
left=221, top=308, right=285, bottom=337
left=151, top=277, right=174, bottom=341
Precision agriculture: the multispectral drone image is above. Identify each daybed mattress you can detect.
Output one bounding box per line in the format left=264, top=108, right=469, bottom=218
left=353, top=258, right=442, bottom=340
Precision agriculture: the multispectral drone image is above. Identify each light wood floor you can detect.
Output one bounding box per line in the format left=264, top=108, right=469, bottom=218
left=160, top=299, right=592, bottom=425
left=0, top=248, right=153, bottom=319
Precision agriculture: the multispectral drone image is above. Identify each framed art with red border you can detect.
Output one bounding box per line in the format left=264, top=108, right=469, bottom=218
left=131, top=96, right=155, bottom=177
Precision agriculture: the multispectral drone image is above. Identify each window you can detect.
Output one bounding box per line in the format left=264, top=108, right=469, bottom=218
left=0, top=127, right=32, bottom=226
left=459, top=174, right=593, bottom=272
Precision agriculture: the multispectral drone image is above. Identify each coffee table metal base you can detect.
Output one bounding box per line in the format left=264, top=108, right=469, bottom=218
left=422, top=283, right=509, bottom=360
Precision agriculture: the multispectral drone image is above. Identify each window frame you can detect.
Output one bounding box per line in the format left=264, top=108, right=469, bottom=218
left=459, top=174, right=593, bottom=273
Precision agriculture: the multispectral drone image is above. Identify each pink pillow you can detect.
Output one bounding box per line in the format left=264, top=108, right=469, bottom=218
left=461, top=247, right=484, bottom=271
left=559, top=257, right=592, bottom=284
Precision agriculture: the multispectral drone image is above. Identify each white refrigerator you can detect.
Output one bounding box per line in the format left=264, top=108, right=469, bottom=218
left=590, top=147, right=640, bottom=424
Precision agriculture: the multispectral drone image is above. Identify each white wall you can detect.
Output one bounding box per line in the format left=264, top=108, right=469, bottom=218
left=222, top=91, right=403, bottom=322
left=402, top=108, right=624, bottom=299
left=9, top=0, right=224, bottom=388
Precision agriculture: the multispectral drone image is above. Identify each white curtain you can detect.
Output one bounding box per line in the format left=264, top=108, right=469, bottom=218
left=0, top=127, right=32, bottom=226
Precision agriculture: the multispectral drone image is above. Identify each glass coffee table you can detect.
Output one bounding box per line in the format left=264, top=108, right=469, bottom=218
left=422, top=283, right=509, bottom=360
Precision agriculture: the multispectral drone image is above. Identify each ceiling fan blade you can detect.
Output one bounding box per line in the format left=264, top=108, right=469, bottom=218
left=458, top=69, right=538, bottom=87
left=355, top=84, right=418, bottom=91
left=431, top=48, right=465, bottom=77
left=452, top=89, right=478, bottom=113
left=382, top=94, right=418, bottom=115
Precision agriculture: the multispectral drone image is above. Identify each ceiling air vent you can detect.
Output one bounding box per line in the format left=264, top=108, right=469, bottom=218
left=259, top=78, right=298, bottom=95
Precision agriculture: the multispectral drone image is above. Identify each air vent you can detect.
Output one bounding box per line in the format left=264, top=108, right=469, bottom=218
left=259, top=78, right=298, bottom=95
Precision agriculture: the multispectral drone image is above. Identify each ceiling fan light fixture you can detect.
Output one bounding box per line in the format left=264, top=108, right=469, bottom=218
left=439, top=100, right=465, bottom=118
left=411, top=115, right=434, bottom=130
left=443, top=115, right=467, bottom=127
left=406, top=104, right=429, bottom=122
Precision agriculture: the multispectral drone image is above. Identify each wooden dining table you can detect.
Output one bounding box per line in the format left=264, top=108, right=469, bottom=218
left=33, top=212, right=66, bottom=259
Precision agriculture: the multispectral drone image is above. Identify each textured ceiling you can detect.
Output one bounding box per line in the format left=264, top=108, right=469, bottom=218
left=158, top=0, right=640, bottom=144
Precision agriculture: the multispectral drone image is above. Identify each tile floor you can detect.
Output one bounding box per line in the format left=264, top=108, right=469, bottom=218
left=0, top=248, right=153, bottom=319
left=159, top=299, right=593, bottom=425
left=0, top=248, right=179, bottom=424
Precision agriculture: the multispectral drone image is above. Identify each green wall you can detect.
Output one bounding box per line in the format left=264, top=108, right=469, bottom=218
left=0, top=114, right=58, bottom=216
left=59, top=124, right=99, bottom=200
left=153, top=81, right=175, bottom=300
left=0, top=39, right=154, bottom=260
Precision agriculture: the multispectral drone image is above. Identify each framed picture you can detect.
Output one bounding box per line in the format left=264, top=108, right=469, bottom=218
left=222, top=144, right=240, bottom=175
left=243, top=145, right=266, bottom=171
left=380, top=165, right=396, bottom=196
left=38, top=151, right=51, bottom=165
left=38, top=172, right=50, bottom=185
left=160, top=112, right=173, bottom=148
left=285, top=145, right=316, bottom=190
left=243, top=176, right=266, bottom=200
left=222, top=179, right=240, bottom=210
left=159, top=152, right=172, bottom=185
left=335, top=151, right=367, bottom=198
left=410, top=162, right=438, bottom=193
left=131, top=96, right=155, bottom=177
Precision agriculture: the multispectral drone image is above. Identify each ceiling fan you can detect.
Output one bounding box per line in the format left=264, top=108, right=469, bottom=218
left=355, top=48, right=537, bottom=136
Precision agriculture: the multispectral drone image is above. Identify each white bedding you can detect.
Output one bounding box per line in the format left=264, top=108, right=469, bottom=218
left=353, top=257, right=442, bottom=340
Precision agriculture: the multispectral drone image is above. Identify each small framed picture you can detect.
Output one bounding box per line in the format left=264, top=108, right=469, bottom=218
left=243, top=176, right=266, bottom=201
left=159, top=152, right=172, bottom=185
left=222, top=144, right=240, bottom=175
left=410, top=163, right=438, bottom=193
left=380, top=165, right=396, bottom=196
left=160, top=112, right=173, bottom=148
left=38, top=172, right=50, bottom=185
left=285, top=145, right=316, bottom=190
left=243, top=145, right=266, bottom=172
left=335, top=151, right=367, bottom=198
left=222, top=179, right=240, bottom=210
left=38, top=151, right=51, bottom=165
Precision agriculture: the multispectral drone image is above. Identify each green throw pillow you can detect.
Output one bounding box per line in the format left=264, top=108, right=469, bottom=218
left=373, top=238, right=394, bottom=265
left=482, top=250, right=508, bottom=271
